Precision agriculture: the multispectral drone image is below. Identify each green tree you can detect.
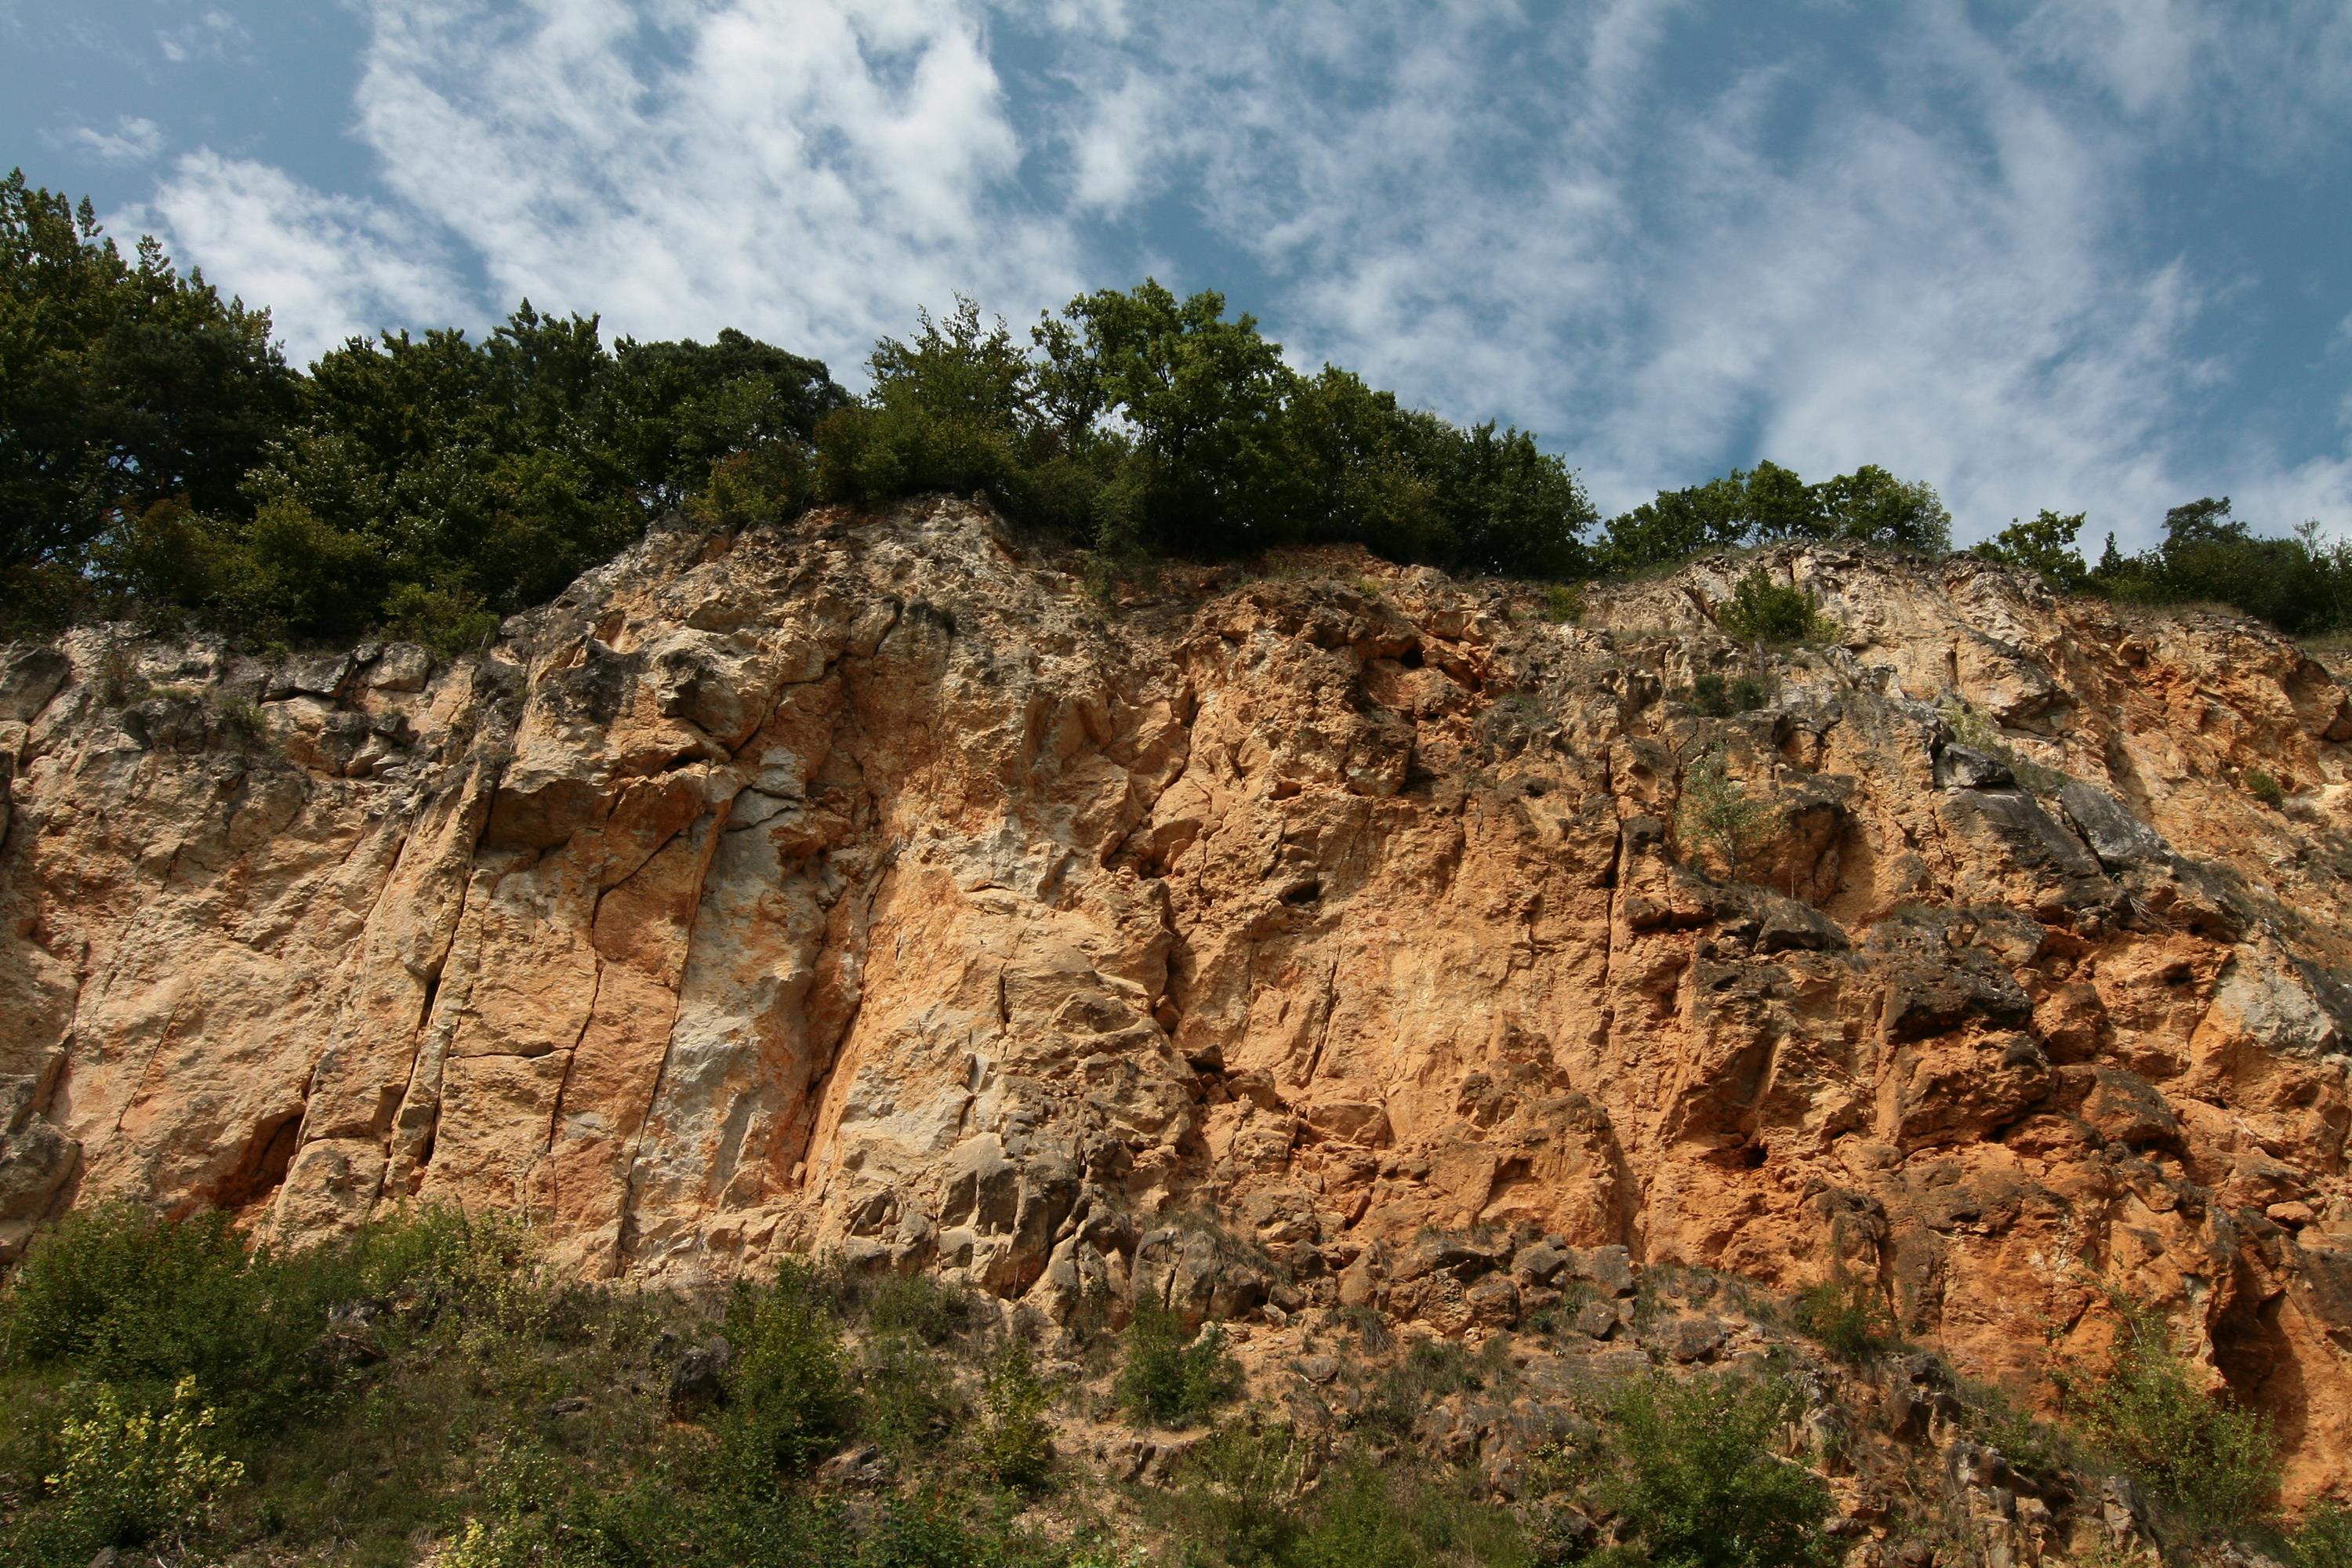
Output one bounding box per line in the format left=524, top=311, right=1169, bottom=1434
left=1, top=170, right=297, bottom=613
left=818, top=296, right=1041, bottom=510
left=1589, top=1372, right=1835, bottom=1568
left=2053, top=1298, right=2279, bottom=1534
left=1602, top=459, right=1948, bottom=576
left=717, top=1261, right=858, bottom=1478
left=1973, top=508, right=2089, bottom=591
left=1813, top=463, right=1951, bottom=550
left=1046, top=279, right=1296, bottom=556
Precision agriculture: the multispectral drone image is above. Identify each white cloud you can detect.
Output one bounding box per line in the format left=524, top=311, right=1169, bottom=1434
left=67, top=115, right=164, bottom=165
left=124, top=153, right=473, bottom=364
left=332, top=0, right=1080, bottom=372
left=157, top=6, right=242, bottom=64
left=2016, top=0, right=2352, bottom=165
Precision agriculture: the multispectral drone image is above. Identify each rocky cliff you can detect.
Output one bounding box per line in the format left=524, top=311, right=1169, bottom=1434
left=3, top=499, right=2348, bottom=1495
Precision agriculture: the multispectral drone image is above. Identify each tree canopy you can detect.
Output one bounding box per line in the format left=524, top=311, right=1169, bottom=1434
left=5, top=170, right=2343, bottom=648
left=1597, top=459, right=1951, bottom=575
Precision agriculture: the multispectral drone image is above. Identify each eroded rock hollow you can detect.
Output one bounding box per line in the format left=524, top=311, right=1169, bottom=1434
left=3, top=499, right=2348, bottom=1492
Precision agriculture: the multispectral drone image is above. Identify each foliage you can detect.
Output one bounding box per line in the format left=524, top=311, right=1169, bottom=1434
left=860, top=1330, right=962, bottom=1460
left=1, top=171, right=298, bottom=591
left=1949, top=1374, right=2073, bottom=1487
left=2245, top=768, right=2286, bottom=808
left=1, top=171, right=845, bottom=642
left=1170, top=1417, right=1313, bottom=1565
left=1716, top=569, right=1836, bottom=644
left=2052, top=1298, right=2280, bottom=1534
left=1681, top=672, right=1769, bottom=717
left=2290, top=1501, right=2352, bottom=1568
left=1584, top=1372, right=1835, bottom=1568
left=1539, top=583, right=1584, bottom=622
left=719, top=1261, right=858, bottom=1476
left=1788, top=1275, right=1898, bottom=1359
left=1353, top=1337, right=1499, bottom=1437
left=859, top=1272, right=979, bottom=1346
left=35, top=1376, right=244, bottom=1562
left=1290, top=1455, right=1533, bottom=1568
left=2088, top=499, right=2352, bottom=636
left=1973, top=509, right=2090, bottom=592
left=0, top=1201, right=365, bottom=1438
left=823, top=283, right=1598, bottom=579
left=1116, top=1299, right=1245, bottom=1428
left=15, top=170, right=2352, bottom=652
left=1599, top=460, right=1948, bottom=575
left=973, top=1338, right=1054, bottom=1491
left=1675, top=746, right=1775, bottom=879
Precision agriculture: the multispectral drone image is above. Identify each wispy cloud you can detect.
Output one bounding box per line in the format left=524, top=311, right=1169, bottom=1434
left=339, top=0, right=1081, bottom=367
left=157, top=6, right=243, bottom=64
left=65, top=115, right=165, bottom=165
left=125, top=152, right=471, bottom=362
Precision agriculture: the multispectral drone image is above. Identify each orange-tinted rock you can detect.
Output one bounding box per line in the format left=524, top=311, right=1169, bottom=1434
left=4, top=503, right=2351, bottom=1496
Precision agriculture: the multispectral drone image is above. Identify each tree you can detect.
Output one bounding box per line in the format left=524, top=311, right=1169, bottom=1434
left=1814, top=463, right=1951, bottom=550
left=1590, top=1373, right=1835, bottom=1568
left=1047, top=279, right=1297, bottom=556
left=817, top=296, right=1040, bottom=509
left=1602, top=460, right=1951, bottom=577
left=1, top=169, right=297, bottom=601
left=1973, top=508, right=2089, bottom=591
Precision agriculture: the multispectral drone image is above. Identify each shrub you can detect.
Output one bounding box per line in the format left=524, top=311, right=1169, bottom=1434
left=1717, top=569, right=1835, bottom=644
left=0, top=1203, right=371, bottom=1438
left=1171, top=1417, right=1312, bottom=1564
left=1354, top=1338, right=1496, bottom=1436
left=1116, top=1300, right=1244, bottom=1428
left=973, top=1338, right=1054, bottom=1492
left=2053, top=1298, right=2280, bottom=1534
left=39, top=1375, right=245, bottom=1560
left=1788, top=1274, right=1897, bottom=1359
left=1675, top=746, right=1775, bottom=880
left=2291, top=1501, right=2352, bottom=1568
left=861, top=1330, right=960, bottom=1460
left=1951, top=1374, right=2072, bottom=1486
left=1288, top=1454, right=1530, bottom=1568
left=1682, top=673, right=1769, bottom=717
left=2245, top=768, right=2286, bottom=808
left=718, top=1260, right=858, bottom=1476
left=861, top=1272, right=978, bottom=1345
left=1540, top=583, right=1584, bottom=623
left=1587, top=1371, right=1835, bottom=1568
left=381, top=581, right=500, bottom=659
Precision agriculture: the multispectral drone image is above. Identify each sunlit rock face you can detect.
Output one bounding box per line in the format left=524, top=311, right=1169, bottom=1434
left=5, top=498, right=2350, bottom=1494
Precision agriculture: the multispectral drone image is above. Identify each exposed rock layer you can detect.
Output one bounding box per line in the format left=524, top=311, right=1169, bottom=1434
left=4, top=499, right=2349, bottom=1494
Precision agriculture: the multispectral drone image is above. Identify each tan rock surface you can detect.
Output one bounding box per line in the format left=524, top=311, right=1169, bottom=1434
left=4, top=499, right=2350, bottom=1494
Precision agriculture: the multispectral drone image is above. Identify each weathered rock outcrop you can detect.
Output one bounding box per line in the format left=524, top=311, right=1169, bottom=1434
left=4, top=499, right=2349, bottom=1494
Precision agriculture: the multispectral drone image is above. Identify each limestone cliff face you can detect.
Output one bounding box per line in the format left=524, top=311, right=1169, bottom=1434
left=3, top=499, right=2350, bottom=1490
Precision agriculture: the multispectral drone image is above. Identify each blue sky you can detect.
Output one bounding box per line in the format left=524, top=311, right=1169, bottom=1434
left=5, top=1, right=2350, bottom=548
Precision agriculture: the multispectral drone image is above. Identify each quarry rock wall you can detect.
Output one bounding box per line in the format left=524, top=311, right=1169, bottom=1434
left=4, top=498, right=2349, bottom=1493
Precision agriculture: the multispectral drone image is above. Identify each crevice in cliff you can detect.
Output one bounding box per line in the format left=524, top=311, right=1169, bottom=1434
left=214, top=1109, right=303, bottom=1210
left=612, top=821, right=731, bottom=1270
left=364, top=771, right=499, bottom=1213
left=544, top=957, right=604, bottom=1153
left=786, top=810, right=895, bottom=1196
left=1294, top=957, right=1342, bottom=1089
